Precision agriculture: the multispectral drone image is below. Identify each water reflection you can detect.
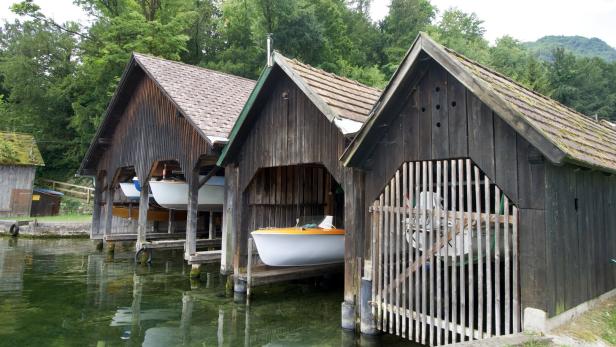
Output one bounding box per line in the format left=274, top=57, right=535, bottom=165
left=0, top=238, right=415, bottom=346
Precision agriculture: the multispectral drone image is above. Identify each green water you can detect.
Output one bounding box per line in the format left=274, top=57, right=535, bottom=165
left=0, top=238, right=416, bottom=346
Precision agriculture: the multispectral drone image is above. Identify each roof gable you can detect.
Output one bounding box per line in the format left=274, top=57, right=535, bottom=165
left=217, top=52, right=381, bottom=166
left=78, top=53, right=255, bottom=175
left=0, top=132, right=44, bottom=166
left=343, top=33, right=616, bottom=174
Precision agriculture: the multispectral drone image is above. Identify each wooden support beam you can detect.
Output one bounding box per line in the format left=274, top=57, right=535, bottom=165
left=185, top=169, right=199, bottom=258
left=208, top=210, right=215, bottom=240
left=91, top=175, right=103, bottom=238
left=136, top=181, right=149, bottom=250
left=103, top=187, right=114, bottom=238
left=168, top=209, right=175, bottom=234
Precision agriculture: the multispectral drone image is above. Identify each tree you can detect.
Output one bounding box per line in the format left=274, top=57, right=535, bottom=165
left=430, top=8, right=489, bottom=64
left=380, top=0, right=435, bottom=75
left=0, top=11, right=80, bottom=177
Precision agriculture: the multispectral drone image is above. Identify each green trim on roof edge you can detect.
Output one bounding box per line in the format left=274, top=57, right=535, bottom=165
left=217, top=65, right=273, bottom=166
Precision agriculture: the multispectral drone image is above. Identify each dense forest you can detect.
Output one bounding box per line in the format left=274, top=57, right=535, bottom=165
left=1, top=0, right=616, bottom=179
left=525, top=35, right=616, bottom=62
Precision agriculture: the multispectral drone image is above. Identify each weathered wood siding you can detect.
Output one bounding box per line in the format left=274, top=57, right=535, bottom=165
left=96, top=72, right=211, bottom=184
left=0, top=165, right=35, bottom=216
left=361, top=63, right=548, bottom=315
left=545, top=164, right=616, bottom=316
left=228, top=68, right=365, bottom=302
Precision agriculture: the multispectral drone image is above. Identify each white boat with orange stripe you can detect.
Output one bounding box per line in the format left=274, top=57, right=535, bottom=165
left=251, top=216, right=344, bottom=267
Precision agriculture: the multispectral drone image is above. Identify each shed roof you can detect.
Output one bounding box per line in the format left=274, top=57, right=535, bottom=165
left=217, top=52, right=381, bottom=166
left=0, top=132, right=44, bottom=166
left=78, top=53, right=255, bottom=175
left=343, top=33, right=616, bottom=173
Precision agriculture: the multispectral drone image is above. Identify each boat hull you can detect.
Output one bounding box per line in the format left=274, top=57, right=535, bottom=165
left=149, top=177, right=224, bottom=210
left=251, top=229, right=344, bottom=266
left=119, top=182, right=140, bottom=199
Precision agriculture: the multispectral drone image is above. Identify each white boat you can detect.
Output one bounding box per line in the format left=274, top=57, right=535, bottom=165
left=405, top=191, right=512, bottom=261
left=119, top=182, right=140, bottom=200
left=251, top=216, right=344, bottom=267
left=149, top=176, right=224, bottom=210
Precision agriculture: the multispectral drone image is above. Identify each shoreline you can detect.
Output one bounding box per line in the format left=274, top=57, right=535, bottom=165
left=0, top=219, right=91, bottom=238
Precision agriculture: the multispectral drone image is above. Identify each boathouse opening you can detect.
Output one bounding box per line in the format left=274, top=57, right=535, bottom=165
left=244, top=164, right=344, bottom=231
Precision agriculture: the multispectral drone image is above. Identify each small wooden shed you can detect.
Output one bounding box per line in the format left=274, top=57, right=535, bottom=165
left=340, top=33, right=616, bottom=345
left=30, top=188, right=64, bottom=217
left=78, top=53, right=255, bottom=264
left=0, top=132, right=44, bottom=217
left=217, top=52, right=381, bottom=308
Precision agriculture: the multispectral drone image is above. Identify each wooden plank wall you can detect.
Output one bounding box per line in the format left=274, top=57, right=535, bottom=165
left=545, top=164, right=616, bottom=316
left=229, top=69, right=365, bottom=303
left=0, top=165, right=35, bottom=216
left=245, top=165, right=339, bottom=231
left=362, top=63, right=549, bottom=314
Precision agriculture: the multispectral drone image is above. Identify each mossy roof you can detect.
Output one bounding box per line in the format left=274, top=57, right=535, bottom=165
left=0, top=132, right=44, bottom=166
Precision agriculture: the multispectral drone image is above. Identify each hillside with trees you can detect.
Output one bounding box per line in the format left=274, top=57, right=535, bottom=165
left=1, top=0, right=615, bottom=179
left=524, top=35, right=616, bottom=62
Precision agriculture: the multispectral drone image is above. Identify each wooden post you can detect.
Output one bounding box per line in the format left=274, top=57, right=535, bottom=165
left=137, top=180, right=149, bottom=251
left=247, top=238, right=253, bottom=298
left=209, top=210, right=215, bottom=239
left=221, top=165, right=236, bottom=275
left=185, top=168, right=199, bottom=258
left=104, top=186, right=114, bottom=238
left=168, top=209, right=175, bottom=234
left=91, top=174, right=103, bottom=238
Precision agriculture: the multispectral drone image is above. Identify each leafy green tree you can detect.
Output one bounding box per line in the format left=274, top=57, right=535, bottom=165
left=0, top=10, right=80, bottom=177
left=429, top=8, right=489, bottom=63
left=380, top=0, right=435, bottom=75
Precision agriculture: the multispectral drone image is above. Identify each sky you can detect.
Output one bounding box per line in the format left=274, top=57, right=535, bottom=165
left=370, top=0, right=616, bottom=47
left=1, top=0, right=615, bottom=47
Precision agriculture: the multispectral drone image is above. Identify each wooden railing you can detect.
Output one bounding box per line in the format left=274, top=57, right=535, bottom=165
left=39, top=179, right=95, bottom=203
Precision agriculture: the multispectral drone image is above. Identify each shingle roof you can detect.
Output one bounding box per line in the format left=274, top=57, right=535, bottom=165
left=344, top=33, right=616, bottom=173
left=280, top=56, right=381, bottom=123
left=134, top=53, right=256, bottom=141
left=0, top=132, right=44, bottom=166
left=447, top=48, right=616, bottom=173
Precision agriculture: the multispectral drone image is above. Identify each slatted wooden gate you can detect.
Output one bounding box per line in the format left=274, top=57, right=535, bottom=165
left=370, top=159, right=520, bottom=346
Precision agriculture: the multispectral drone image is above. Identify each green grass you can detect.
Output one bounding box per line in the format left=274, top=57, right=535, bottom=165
left=602, top=304, right=616, bottom=345
left=0, top=214, right=92, bottom=223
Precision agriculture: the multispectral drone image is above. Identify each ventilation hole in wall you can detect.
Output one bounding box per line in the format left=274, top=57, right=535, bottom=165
left=436, top=104, right=441, bottom=110
left=282, top=91, right=289, bottom=99
left=436, top=122, right=441, bottom=128
left=451, top=101, right=457, bottom=107
left=421, top=107, right=426, bottom=112
left=435, top=86, right=440, bottom=92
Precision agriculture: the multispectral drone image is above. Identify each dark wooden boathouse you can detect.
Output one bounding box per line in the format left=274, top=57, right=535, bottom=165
left=341, top=33, right=616, bottom=345
left=78, top=53, right=255, bottom=267
left=216, top=52, right=380, bottom=314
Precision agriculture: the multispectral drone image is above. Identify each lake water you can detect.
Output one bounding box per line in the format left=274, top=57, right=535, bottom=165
left=0, top=238, right=417, bottom=346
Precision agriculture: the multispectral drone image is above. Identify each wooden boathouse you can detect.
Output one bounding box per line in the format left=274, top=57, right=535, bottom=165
left=340, top=33, right=616, bottom=345
left=78, top=53, right=255, bottom=268
left=0, top=132, right=44, bottom=217
left=216, top=52, right=380, bottom=312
